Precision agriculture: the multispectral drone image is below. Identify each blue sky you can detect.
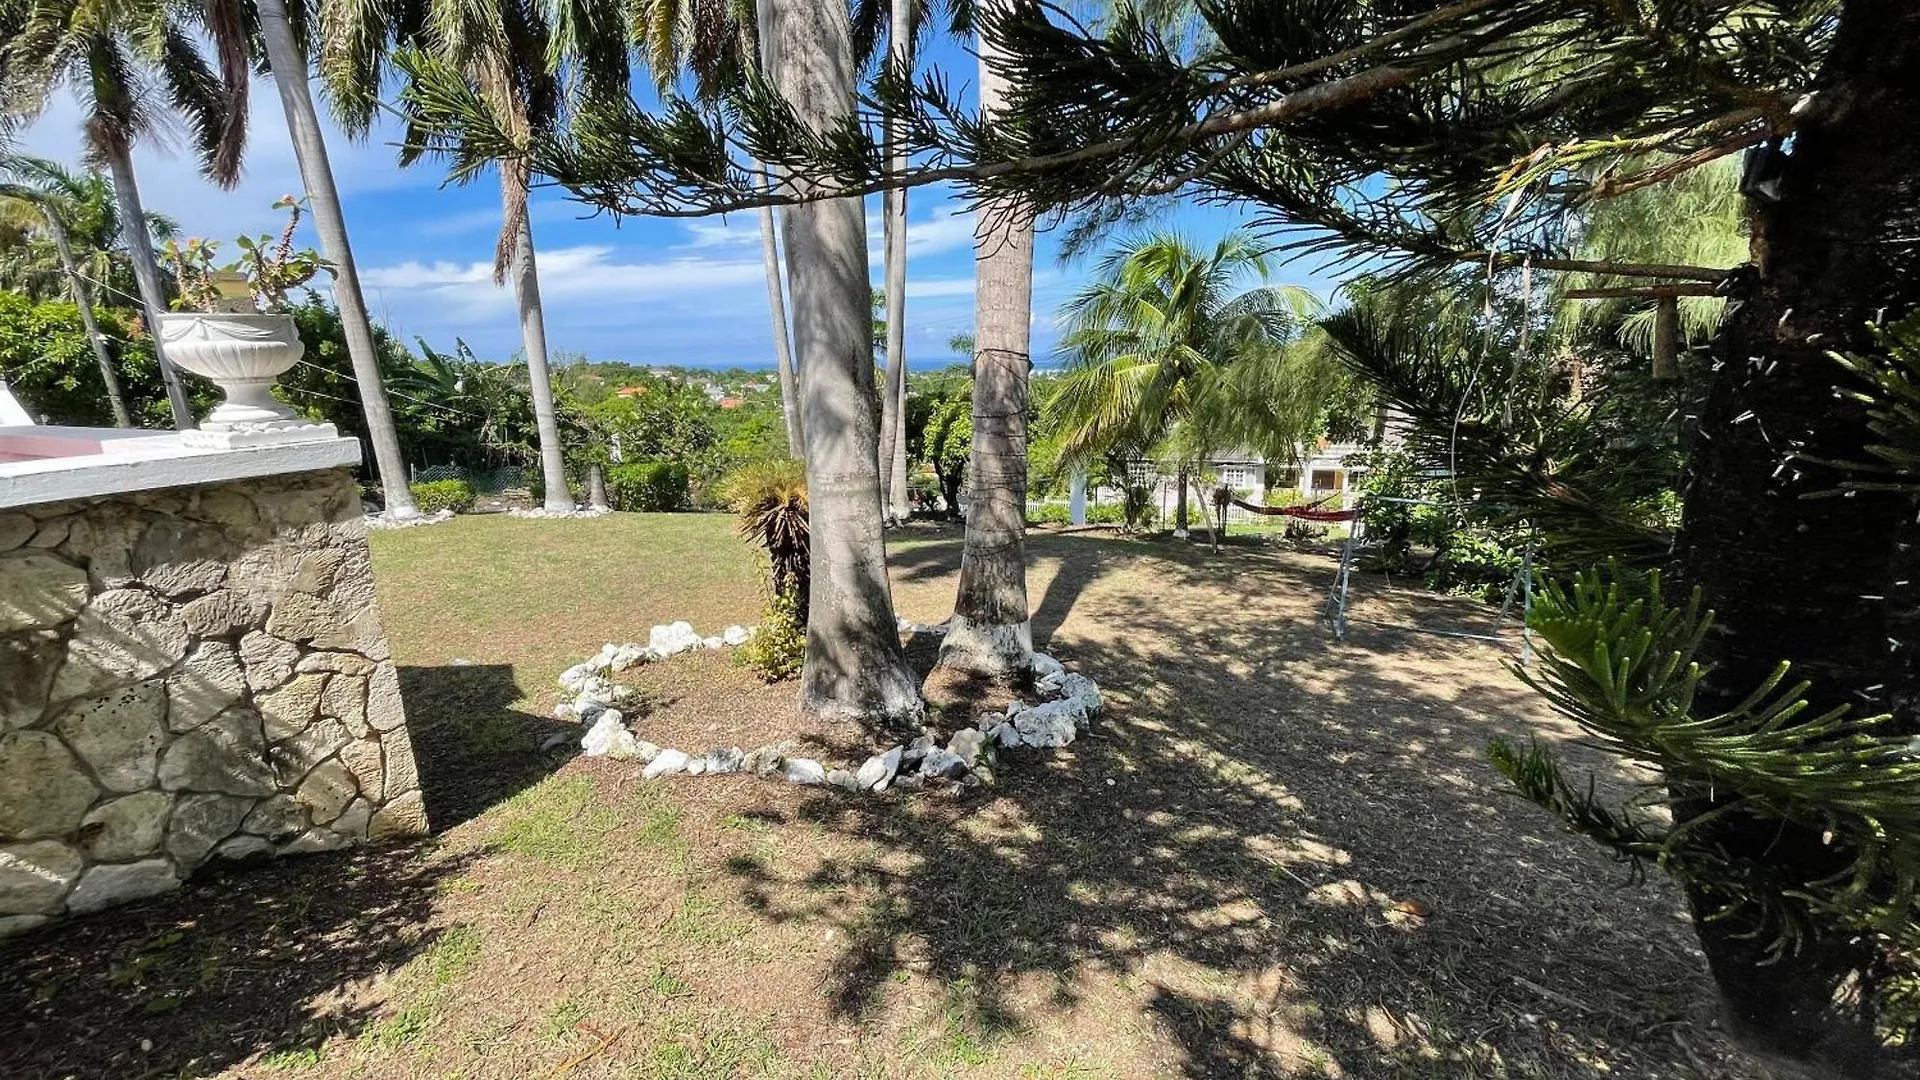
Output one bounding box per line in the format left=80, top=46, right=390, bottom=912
left=16, top=35, right=1332, bottom=371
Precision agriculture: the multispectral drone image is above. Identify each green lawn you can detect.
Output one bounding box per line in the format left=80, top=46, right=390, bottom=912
left=0, top=512, right=1751, bottom=1080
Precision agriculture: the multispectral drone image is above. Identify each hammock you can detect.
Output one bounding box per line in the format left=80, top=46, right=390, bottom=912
left=1228, top=495, right=1357, bottom=523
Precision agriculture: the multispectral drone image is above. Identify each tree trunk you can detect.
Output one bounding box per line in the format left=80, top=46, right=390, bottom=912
left=257, top=0, right=419, bottom=519
left=878, top=0, right=913, bottom=524
left=46, top=208, right=131, bottom=427
left=1670, top=3, right=1920, bottom=1074
left=940, top=8, right=1035, bottom=678
left=770, top=0, right=921, bottom=724
left=1174, top=466, right=1190, bottom=535
left=757, top=165, right=805, bottom=457
left=504, top=192, right=575, bottom=513
left=101, top=148, right=192, bottom=430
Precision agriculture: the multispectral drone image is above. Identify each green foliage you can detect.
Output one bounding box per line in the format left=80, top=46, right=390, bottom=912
left=410, top=479, right=476, bottom=514
left=906, top=369, right=973, bottom=517
left=0, top=292, right=193, bottom=427
left=1029, top=503, right=1072, bottom=525
left=1830, top=313, right=1920, bottom=492
left=1493, top=568, right=1920, bottom=976
left=606, top=461, right=689, bottom=512
left=1087, top=503, right=1154, bottom=527
left=736, top=589, right=805, bottom=683
left=718, top=458, right=810, bottom=624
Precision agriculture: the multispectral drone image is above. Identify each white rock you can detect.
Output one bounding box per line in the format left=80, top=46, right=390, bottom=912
left=826, top=768, right=859, bottom=791
left=605, top=643, right=648, bottom=671
left=701, top=636, right=724, bottom=650
left=1058, top=673, right=1103, bottom=716
left=919, top=748, right=969, bottom=779
left=685, top=758, right=708, bottom=775
left=1035, top=672, right=1067, bottom=696
left=783, top=758, right=826, bottom=785
left=989, top=722, right=1022, bottom=749
left=856, top=747, right=902, bottom=790
left=701, top=747, right=746, bottom=774
left=580, top=710, right=640, bottom=758
left=66, top=859, right=179, bottom=914
left=1014, top=699, right=1085, bottom=748
left=642, top=748, right=689, bottom=779
left=647, top=621, right=703, bottom=657
left=721, top=625, right=752, bottom=646
left=948, top=728, right=987, bottom=767
left=1032, top=653, right=1065, bottom=679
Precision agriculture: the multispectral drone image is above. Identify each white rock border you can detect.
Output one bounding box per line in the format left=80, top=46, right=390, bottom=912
left=363, top=508, right=456, bottom=530
left=507, top=506, right=613, bottom=520
left=562, top=620, right=1103, bottom=795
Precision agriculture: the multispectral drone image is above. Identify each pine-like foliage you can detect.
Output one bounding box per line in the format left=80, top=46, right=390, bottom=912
left=1830, top=314, right=1920, bottom=493
left=1493, top=566, right=1920, bottom=971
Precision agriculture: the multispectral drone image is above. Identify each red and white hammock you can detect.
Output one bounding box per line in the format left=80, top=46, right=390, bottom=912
left=1226, top=495, right=1358, bottom=523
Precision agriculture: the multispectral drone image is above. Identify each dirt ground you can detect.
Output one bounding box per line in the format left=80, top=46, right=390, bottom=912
left=0, top=518, right=1765, bottom=1079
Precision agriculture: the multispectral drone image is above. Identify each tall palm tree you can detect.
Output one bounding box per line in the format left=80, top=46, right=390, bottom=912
left=323, top=0, right=574, bottom=513
left=874, top=0, right=912, bottom=525
left=938, top=0, right=1037, bottom=676
left=1052, top=231, right=1311, bottom=535
left=0, top=154, right=132, bottom=425
left=254, top=0, right=420, bottom=519
left=0, top=157, right=178, bottom=304
left=765, top=0, right=920, bottom=723
left=0, top=0, right=254, bottom=430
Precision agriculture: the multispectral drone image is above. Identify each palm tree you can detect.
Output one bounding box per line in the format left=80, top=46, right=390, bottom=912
left=874, top=0, right=913, bottom=525
left=937, top=0, right=1038, bottom=676
left=321, top=0, right=573, bottom=513
left=764, top=0, right=920, bottom=723
left=0, top=0, right=255, bottom=430
left=253, top=0, right=420, bottom=519
left=0, top=154, right=134, bottom=425
left=1053, top=231, right=1313, bottom=535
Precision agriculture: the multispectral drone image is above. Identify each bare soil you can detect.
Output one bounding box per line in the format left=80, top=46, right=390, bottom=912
left=0, top=517, right=1768, bottom=1079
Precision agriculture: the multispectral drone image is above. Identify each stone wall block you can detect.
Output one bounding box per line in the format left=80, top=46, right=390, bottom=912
left=133, top=519, right=230, bottom=598
left=0, top=731, right=100, bottom=839
left=295, top=759, right=358, bottom=825
left=156, top=708, right=275, bottom=796
left=0, top=551, right=88, bottom=634
left=238, top=631, right=300, bottom=693
left=167, top=793, right=254, bottom=870
left=168, top=642, right=248, bottom=733
left=265, top=592, right=353, bottom=650
left=53, top=680, right=168, bottom=792
left=61, top=513, right=149, bottom=590
left=49, top=589, right=189, bottom=702
left=0, top=630, right=62, bottom=731
left=365, top=661, right=407, bottom=732
left=0, top=514, right=34, bottom=553
left=242, top=794, right=307, bottom=842
left=28, top=518, right=68, bottom=548
left=67, top=859, right=180, bottom=914
left=180, top=590, right=263, bottom=639
left=320, top=673, right=370, bottom=737
left=214, top=835, right=272, bottom=862
left=368, top=790, right=427, bottom=839
left=329, top=798, right=374, bottom=839
left=79, top=792, right=171, bottom=861
left=288, top=548, right=342, bottom=595
left=258, top=673, right=328, bottom=742
left=300, top=651, right=375, bottom=676
left=0, top=841, right=84, bottom=914
left=190, top=489, right=259, bottom=532
left=380, top=724, right=421, bottom=802
left=270, top=718, right=348, bottom=785
left=338, top=738, right=383, bottom=793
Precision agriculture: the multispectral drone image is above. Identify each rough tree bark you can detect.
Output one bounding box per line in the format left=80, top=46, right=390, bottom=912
left=771, top=0, right=922, bottom=724
left=102, top=149, right=192, bottom=429
left=258, top=0, right=419, bottom=518
left=940, top=3, right=1036, bottom=678
left=44, top=208, right=131, bottom=427
left=1670, top=2, right=1920, bottom=1074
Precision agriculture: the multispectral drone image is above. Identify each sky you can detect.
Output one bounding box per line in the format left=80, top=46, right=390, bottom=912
left=14, top=36, right=1334, bottom=372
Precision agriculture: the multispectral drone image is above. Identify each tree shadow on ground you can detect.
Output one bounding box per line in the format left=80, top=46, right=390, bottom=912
left=0, top=844, right=482, bottom=1080
left=735, top=534, right=1742, bottom=1078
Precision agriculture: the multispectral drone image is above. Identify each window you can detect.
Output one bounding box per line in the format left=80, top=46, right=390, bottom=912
left=1310, top=469, right=1341, bottom=493
left=1220, top=466, right=1252, bottom=489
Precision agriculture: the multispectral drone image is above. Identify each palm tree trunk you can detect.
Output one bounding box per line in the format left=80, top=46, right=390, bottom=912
left=940, top=8, right=1035, bottom=678
left=504, top=194, right=575, bottom=513
left=1667, top=4, right=1920, bottom=1072
left=102, top=148, right=192, bottom=430
left=45, top=208, right=131, bottom=427
left=757, top=164, right=804, bottom=456
left=1174, top=466, right=1190, bottom=535
left=882, top=0, right=913, bottom=523
left=770, top=0, right=921, bottom=724
left=877, top=201, right=906, bottom=522
left=257, top=0, right=418, bottom=519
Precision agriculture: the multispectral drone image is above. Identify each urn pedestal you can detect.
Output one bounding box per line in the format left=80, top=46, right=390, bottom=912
left=156, top=313, right=337, bottom=447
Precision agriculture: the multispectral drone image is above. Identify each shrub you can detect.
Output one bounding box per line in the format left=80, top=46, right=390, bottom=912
left=410, top=478, right=476, bottom=514
left=735, top=589, right=805, bottom=682
left=718, top=458, right=810, bottom=625
left=1263, top=488, right=1306, bottom=508
left=606, top=462, right=690, bottom=512
left=1087, top=503, right=1157, bottom=527
left=1028, top=503, right=1071, bottom=525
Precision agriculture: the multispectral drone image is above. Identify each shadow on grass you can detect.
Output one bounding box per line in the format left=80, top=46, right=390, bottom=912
left=0, top=844, right=481, bottom=1080
left=398, top=662, right=580, bottom=834
left=731, top=533, right=1736, bottom=1078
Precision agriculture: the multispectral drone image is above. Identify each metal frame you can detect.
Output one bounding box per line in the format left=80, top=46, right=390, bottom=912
left=1326, top=496, right=1535, bottom=664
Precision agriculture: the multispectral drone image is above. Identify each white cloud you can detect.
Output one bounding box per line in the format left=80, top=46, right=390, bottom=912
left=361, top=245, right=768, bottom=320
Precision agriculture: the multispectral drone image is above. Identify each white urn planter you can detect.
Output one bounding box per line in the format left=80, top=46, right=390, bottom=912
left=157, top=313, right=336, bottom=448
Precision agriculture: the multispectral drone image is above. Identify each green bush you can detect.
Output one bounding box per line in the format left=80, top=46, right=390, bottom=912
left=1088, top=503, right=1158, bottom=527
left=1263, top=488, right=1306, bottom=508
left=606, top=462, right=690, bottom=512
left=410, top=479, right=476, bottom=514
left=1028, top=503, right=1072, bottom=525
left=736, top=590, right=805, bottom=682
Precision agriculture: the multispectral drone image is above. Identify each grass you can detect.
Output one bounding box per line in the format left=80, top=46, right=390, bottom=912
left=0, top=513, right=1761, bottom=1080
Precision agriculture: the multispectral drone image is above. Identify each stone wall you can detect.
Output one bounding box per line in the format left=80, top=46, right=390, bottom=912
left=0, top=469, right=424, bottom=937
